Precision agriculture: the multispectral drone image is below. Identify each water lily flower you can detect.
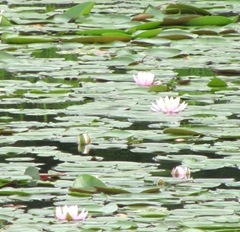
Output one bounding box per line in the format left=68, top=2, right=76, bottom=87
left=55, top=205, right=88, bottom=221
left=133, top=72, right=161, bottom=86
left=171, top=165, right=191, bottom=179
left=78, top=132, right=91, bottom=145
left=151, top=96, right=187, bottom=114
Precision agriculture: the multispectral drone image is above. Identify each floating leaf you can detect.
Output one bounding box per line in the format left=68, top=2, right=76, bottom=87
left=95, top=185, right=130, bottom=194
left=147, top=47, right=182, bottom=58
left=70, top=174, right=106, bottom=193
left=149, top=85, right=169, bottom=92
left=133, top=28, right=162, bottom=39
left=185, top=16, right=238, bottom=26
left=132, top=13, right=154, bottom=21
left=1, top=33, right=55, bottom=44
left=0, top=15, right=12, bottom=26
left=207, top=77, right=227, bottom=88
left=143, top=5, right=165, bottom=20
left=24, top=166, right=40, bottom=180
left=77, top=29, right=130, bottom=36
left=54, top=2, right=95, bottom=23
left=94, top=203, right=119, bottom=214
left=163, top=128, right=203, bottom=136
left=139, top=207, right=168, bottom=218
left=113, top=220, right=138, bottom=230
left=164, top=3, right=210, bottom=15
left=62, top=35, right=131, bottom=43
left=158, top=29, right=197, bottom=40
left=140, top=187, right=160, bottom=193
left=127, top=21, right=161, bottom=33
left=70, top=174, right=130, bottom=194
left=0, top=190, right=30, bottom=196
left=0, top=179, right=16, bottom=188
left=175, top=67, right=215, bottom=77
left=162, top=15, right=199, bottom=26
left=0, top=51, right=16, bottom=60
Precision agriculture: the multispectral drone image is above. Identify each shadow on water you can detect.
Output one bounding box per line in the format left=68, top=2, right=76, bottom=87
left=12, top=139, right=240, bottom=182
left=194, top=167, right=240, bottom=182
left=13, top=140, right=159, bottom=170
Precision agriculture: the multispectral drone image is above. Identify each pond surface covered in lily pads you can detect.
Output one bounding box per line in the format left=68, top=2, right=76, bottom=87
left=1, top=0, right=240, bottom=231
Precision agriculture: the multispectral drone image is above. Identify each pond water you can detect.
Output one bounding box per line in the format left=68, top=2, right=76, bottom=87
left=1, top=0, right=240, bottom=231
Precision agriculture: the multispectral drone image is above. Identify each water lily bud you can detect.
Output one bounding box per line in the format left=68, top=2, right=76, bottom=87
left=156, top=178, right=165, bottom=186
left=133, top=72, right=161, bottom=86
left=78, top=133, right=91, bottom=145
left=78, top=145, right=90, bottom=155
left=171, top=165, right=191, bottom=179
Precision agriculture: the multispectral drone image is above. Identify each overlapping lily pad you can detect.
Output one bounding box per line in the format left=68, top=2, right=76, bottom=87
left=1, top=0, right=240, bottom=231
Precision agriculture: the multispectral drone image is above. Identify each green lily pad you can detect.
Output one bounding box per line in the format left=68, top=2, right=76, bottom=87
left=186, top=16, right=238, bottom=26
left=53, top=2, right=95, bottom=23
left=127, top=21, right=162, bottom=33
left=24, top=166, right=40, bottom=180
left=164, top=3, right=210, bottom=15
left=70, top=174, right=130, bottom=194
left=1, top=33, right=55, bottom=44
left=207, top=77, right=227, bottom=87
left=163, top=128, right=204, bottom=136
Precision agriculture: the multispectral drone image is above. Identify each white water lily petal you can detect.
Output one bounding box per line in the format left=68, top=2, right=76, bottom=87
left=151, top=96, right=187, bottom=114
left=76, top=209, right=88, bottom=221
left=133, top=72, right=160, bottom=86
left=55, top=205, right=88, bottom=221
left=56, top=206, right=68, bottom=220
left=172, top=165, right=191, bottom=179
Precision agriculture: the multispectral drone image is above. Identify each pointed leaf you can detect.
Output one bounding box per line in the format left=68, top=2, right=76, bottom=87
left=1, top=33, right=55, bottom=44
left=144, top=5, right=165, bottom=20
left=95, top=185, right=130, bottom=194
left=0, top=15, right=12, bottom=26
left=77, top=29, right=129, bottom=36
left=164, top=3, right=210, bottom=15
left=54, top=2, right=95, bottom=23
left=24, top=166, right=40, bottom=180
left=207, top=77, right=227, bottom=87
left=133, top=28, right=162, bottom=39
left=163, top=128, right=203, bottom=136
left=141, top=187, right=160, bottom=193
left=127, top=21, right=161, bottom=33
left=70, top=174, right=106, bottom=193
left=186, top=16, right=237, bottom=26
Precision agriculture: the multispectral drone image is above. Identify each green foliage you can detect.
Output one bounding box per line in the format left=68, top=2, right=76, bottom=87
left=208, top=77, right=227, bottom=87
left=164, top=3, right=210, bottom=15
left=186, top=15, right=238, bottom=26
left=54, top=2, right=95, bottom=23
left=163, top=127, right=204, bottom=136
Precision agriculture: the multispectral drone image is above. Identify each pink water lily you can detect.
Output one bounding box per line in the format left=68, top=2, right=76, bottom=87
left=151, top=96, right=187, bottom=114
left=55, top=205, right=88, bottom=221
left=133, top=72, right=161, bottom=86
left=171, top=165, right=191, bottom=179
